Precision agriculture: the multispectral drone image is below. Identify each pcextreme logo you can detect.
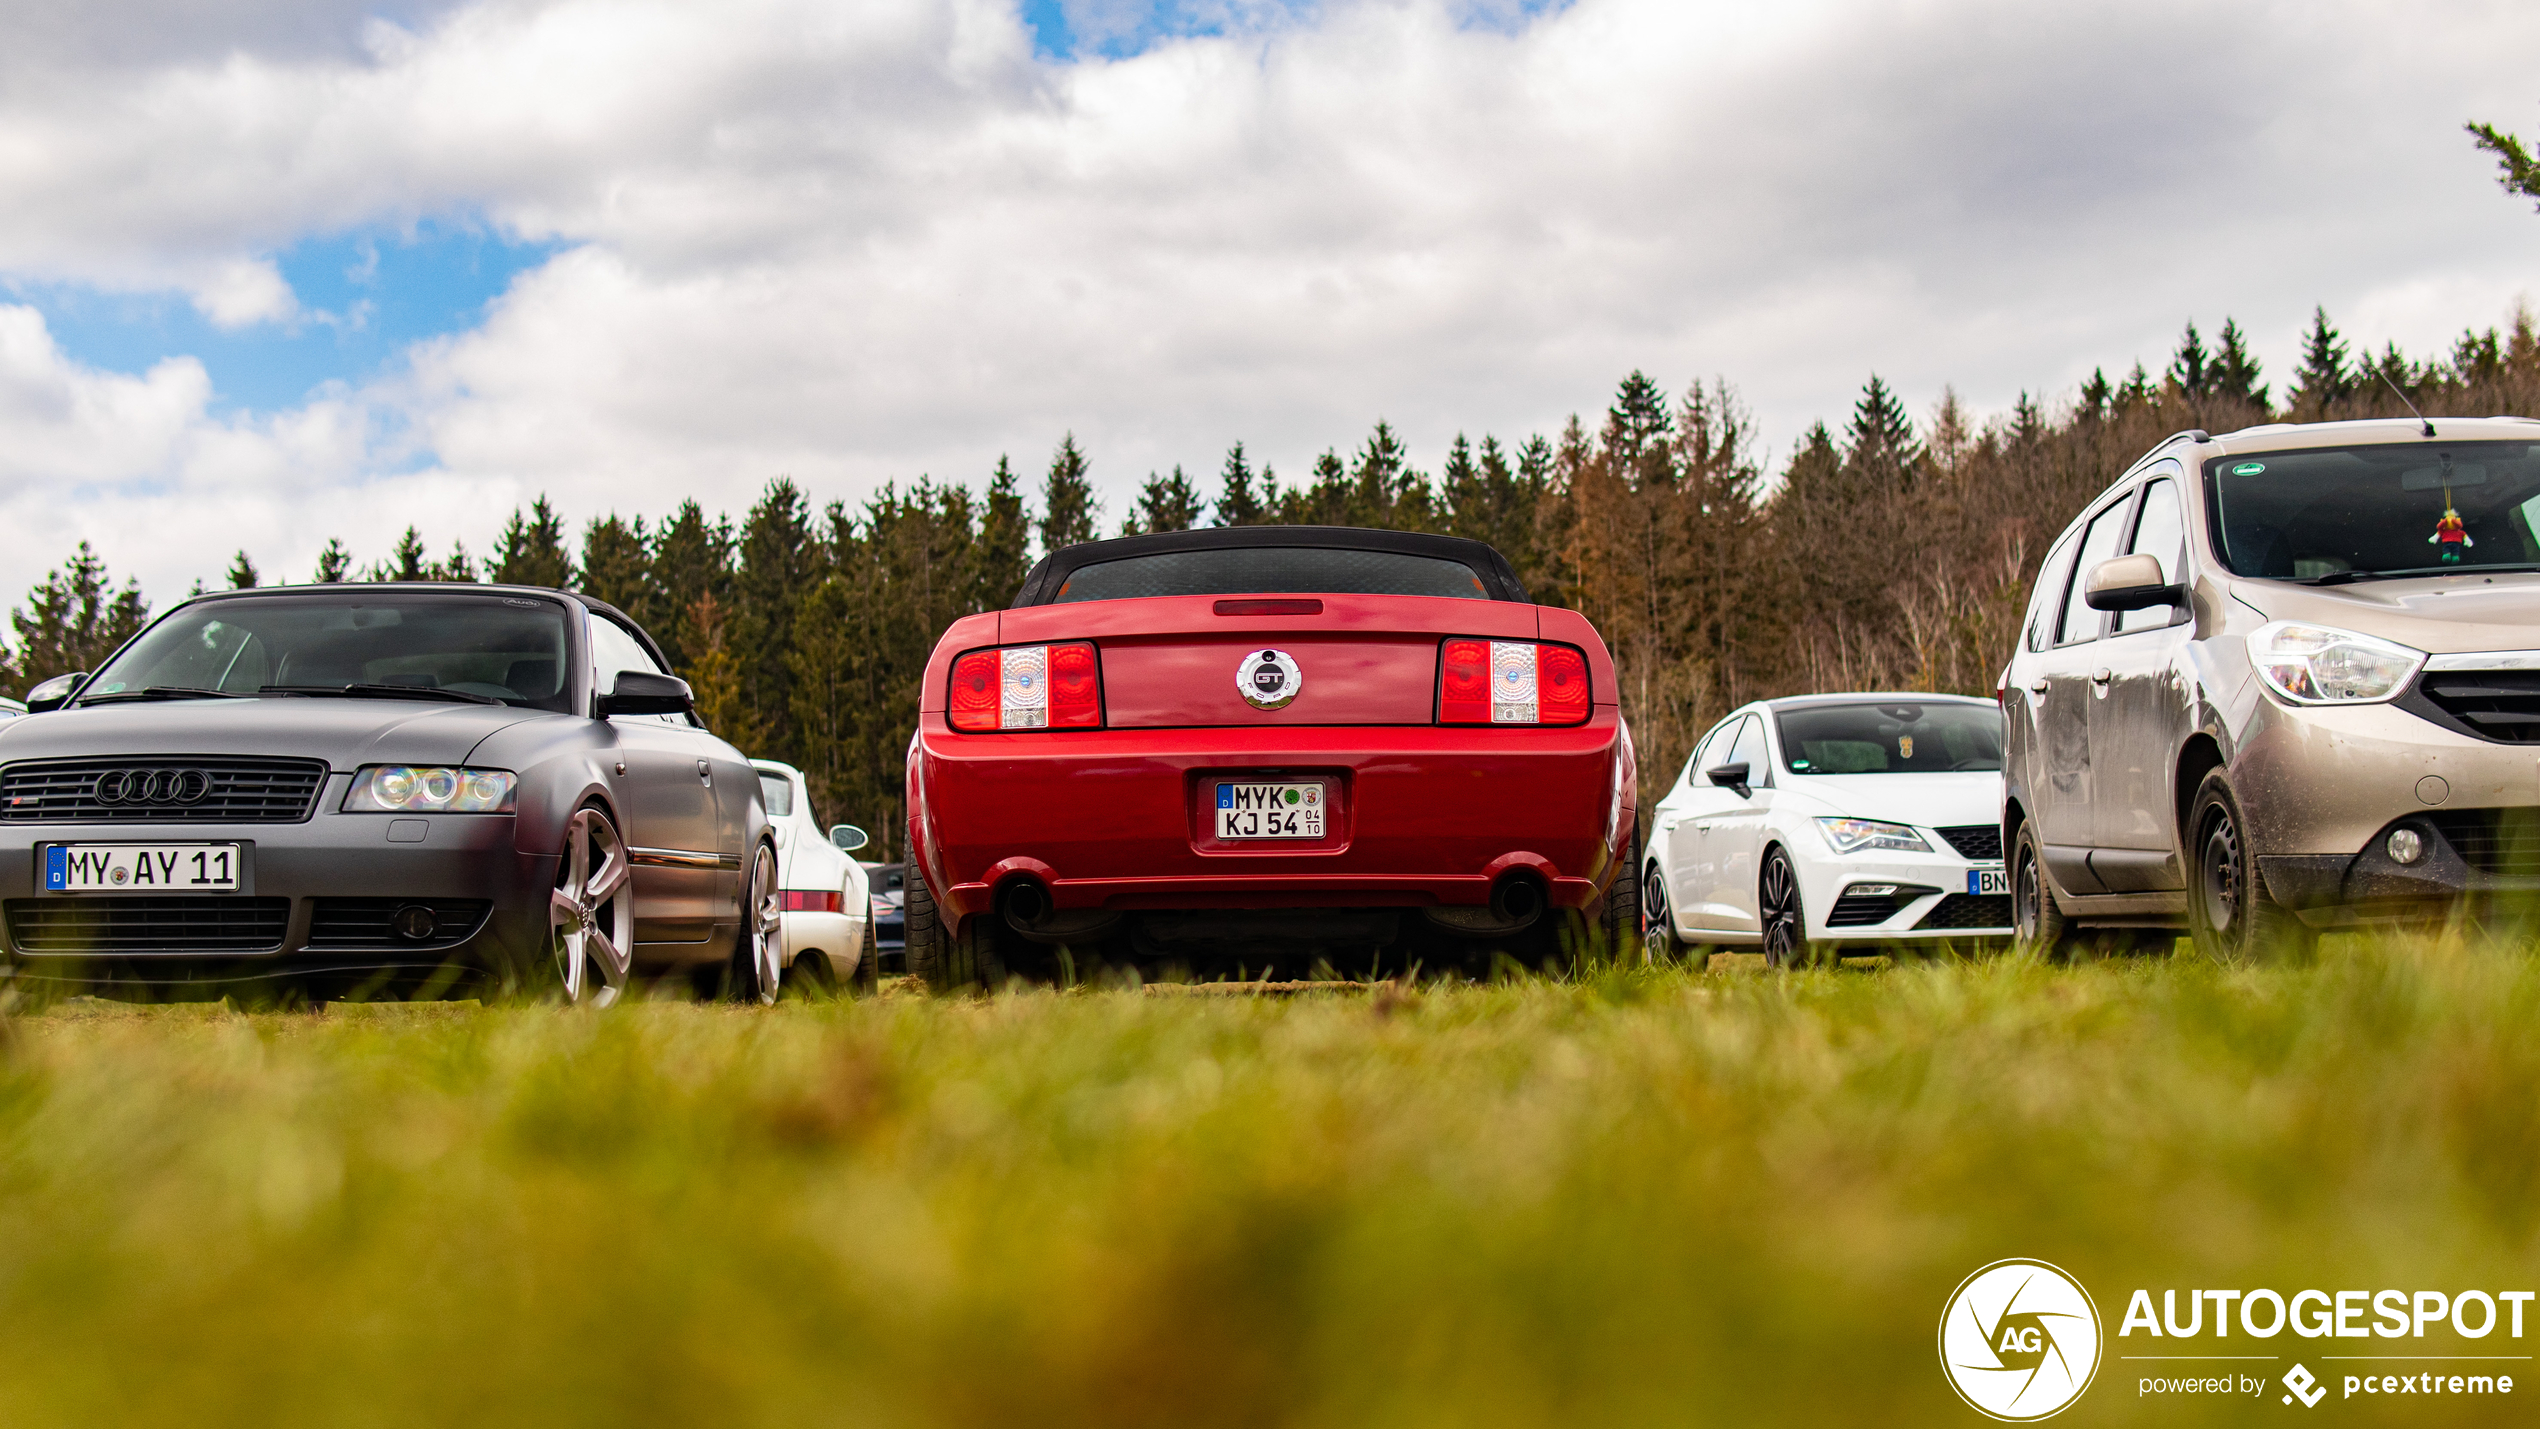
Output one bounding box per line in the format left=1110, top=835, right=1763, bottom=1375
left=1940, top=1259, right=2104, bottom=1420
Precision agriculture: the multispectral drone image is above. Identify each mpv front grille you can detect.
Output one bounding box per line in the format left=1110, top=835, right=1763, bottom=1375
left=1915, top=894, right=2013, bottom=931
left=2426, top=810, right=2540, bottom=877
left=0, top=758, right=329, bottom=823
left=2407, top=669, right=2540, bottom=744
left=1934, top=825, right=2002, bottom=861
left=5, top=896, right=291, bottom=953
left=306, top=898, right=492, bottom=951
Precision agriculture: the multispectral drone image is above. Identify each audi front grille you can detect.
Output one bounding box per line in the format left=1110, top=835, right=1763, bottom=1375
left=5, top=896, right=292, bottom=954
left=0, top=758, right=329, bottom=824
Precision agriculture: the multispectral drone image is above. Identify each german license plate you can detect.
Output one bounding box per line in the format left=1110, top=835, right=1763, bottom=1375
left=1215, top=782, right=1324, bottom=840
left=45, top=843, right=242, bottom=894
left=1968, top=866, right=2008, bottom=896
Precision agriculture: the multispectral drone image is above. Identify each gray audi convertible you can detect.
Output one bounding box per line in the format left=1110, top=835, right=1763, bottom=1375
left=0, top=583, right=779, bottom=1004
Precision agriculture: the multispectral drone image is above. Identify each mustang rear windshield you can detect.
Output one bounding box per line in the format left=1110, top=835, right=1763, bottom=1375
left=1774, top=703, right=2004, bottom=775
left=2206, top=441, right=2540, bottom=581
left=82, top=594, right=576, bottom=712
left=1054, top=547, right=1492, bottom=603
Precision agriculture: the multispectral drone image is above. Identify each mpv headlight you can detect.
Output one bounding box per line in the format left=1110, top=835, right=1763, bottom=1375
left=344, top=765, right=519, bottom=813
left=1816, top=816, right=1929, bottom=855
left=2248, top=622, right=2426, bottom=704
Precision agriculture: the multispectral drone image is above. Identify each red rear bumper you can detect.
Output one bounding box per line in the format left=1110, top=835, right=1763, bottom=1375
left=908, top=710, right=1632, bottom=925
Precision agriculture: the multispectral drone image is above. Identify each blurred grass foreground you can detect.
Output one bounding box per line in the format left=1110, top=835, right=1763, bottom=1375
left=3, top=942, right=2538, bottom=1428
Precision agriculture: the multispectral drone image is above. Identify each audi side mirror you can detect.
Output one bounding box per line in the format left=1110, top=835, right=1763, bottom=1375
left=1705, top=762, right=1752, bottom=798
left=598, top=670, right=695, bottom=717
left=2084, top=554, right=2189, bottom=613
left=829, top=824, right=869, bottom=853
left=25, top=672, right=87, bottom=713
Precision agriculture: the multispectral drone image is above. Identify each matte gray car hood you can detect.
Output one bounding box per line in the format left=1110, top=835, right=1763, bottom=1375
left=0, top=697, right=549, bottom=769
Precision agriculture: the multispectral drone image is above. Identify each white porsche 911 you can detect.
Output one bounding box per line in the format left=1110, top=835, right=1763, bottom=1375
left=1642, top=694, right=2010, bottom=967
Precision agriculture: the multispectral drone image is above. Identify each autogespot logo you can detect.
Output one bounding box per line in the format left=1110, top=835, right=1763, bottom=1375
left=1941, top=1259, right=2103, bottom=1420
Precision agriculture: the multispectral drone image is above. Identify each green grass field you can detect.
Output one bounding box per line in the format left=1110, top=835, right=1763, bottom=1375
left=2, top=939, right=2535, bottom=1427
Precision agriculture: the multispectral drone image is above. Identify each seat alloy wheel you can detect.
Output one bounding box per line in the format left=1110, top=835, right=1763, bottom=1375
left=1760, top=846, right=1815, bottom=969
left=551, top=806, right=634, bottom=1006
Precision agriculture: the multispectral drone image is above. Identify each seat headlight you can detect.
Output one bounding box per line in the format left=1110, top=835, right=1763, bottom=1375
left=344, top=765, right=518, bottom=813
left=2248, top=622, right=2425, bottom=704
left=1815, top=816, right=1929, bottom=855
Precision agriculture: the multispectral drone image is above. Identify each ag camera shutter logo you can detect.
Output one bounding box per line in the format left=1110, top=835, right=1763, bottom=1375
left=1940, top=1259, right=2102, bottom=1420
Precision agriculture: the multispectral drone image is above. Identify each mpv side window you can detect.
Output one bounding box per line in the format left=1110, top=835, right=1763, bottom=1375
left=2055, top=492, right=2137, bottom=646
left=2026, top=530, right=2081, bottom=652
left=1726, top=715, right=1772, bottom=788
left=2116, top=478, right=2187, bottom=635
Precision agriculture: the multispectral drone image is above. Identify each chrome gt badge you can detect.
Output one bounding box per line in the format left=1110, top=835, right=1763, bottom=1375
left=1237, top=648, right=1303, bottom=710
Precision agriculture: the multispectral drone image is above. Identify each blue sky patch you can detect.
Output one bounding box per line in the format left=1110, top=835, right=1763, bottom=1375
left=21, top=221, right=561, bottom=413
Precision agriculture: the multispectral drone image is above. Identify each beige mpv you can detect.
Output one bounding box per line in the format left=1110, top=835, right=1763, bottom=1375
left=2001, top=415, right=2540, bottom=959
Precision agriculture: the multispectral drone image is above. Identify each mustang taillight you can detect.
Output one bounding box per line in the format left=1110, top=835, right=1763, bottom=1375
left=949, top=642, right=1101, bottom=732
left=1438, top=639, right=1591, bottom=725
left=779, top=890, right=843, bottom=913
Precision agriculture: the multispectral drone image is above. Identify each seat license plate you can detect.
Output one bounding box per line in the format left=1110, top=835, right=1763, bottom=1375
left=45, top=843, right=243, bottom=894
left=1215, top=782, right=1325, bottom=840
left=1968, top=866, right=2008, bottom=896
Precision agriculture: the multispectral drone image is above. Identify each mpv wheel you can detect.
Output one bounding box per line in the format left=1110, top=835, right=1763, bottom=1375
left=2011, top=821, right=2071, bottom=960
left=2186, top=772, right=2316, bottom=964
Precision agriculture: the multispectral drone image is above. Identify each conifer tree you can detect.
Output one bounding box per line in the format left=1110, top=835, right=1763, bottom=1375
left=313, top=539, right=352, bottom=583
left=579, top=515, right=653, bottom=613
left=1126, top=466, right=1203, bottom=535
left=1844, top=375, right=1924, bottom=490
left=649, top=502, right=733, bottom=673
left=2166, top=322, right=2211, bottom=397
left=1213, top=443, right=1265, bottom=527
left=2077, top=368, right=2113, bottom=420
left=365, top=526, right=431, bottom=582
left=493, top=496, right=576, bottom=588
left=733, top=478, right=822, bottom=761
left=1604, top=370, right=1677, bottom=490
left=2290, top=307, right=2354, bottom=414
left=6, top=543, right=149, bottom=690
left=2467, top=119, right=2540, bottom=210
left=1040, top=434, right=1098, bottom=552
left=973, top=456, right=1033, bottom=608
left=226, top=551, right=259, bottom=589
left=2212, top=319, right=2268, bottom=411
left=2454, top=327, right=2505, bottom=385
left=434, top=541, right=478, bottom=583
left=1348, top=422, right=1411, bottom=527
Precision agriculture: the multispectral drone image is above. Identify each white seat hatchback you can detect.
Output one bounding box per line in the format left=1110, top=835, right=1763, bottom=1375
left=1643, top=694, right=2010, bottom=967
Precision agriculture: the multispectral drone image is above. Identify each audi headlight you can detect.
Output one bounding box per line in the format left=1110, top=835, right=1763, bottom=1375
left=2248, top=622, right=2425, bottom=704
left=1815, top=816, right=1930, bottom=855
left=344, top=765, right=518, bottom=813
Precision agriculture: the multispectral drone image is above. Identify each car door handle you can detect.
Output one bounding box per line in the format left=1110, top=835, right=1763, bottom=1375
left=2027, top=679, right=2048, bottom=694
left=696, top=759, right=713, bottom=785
left=2090, top=668, right=2113, bottom=684
left=1694, top=823, right=1713, bottom=833
left=1660, top=817, right=1679, bottom=831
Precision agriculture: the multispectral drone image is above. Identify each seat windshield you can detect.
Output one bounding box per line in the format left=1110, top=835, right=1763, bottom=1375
left=80, top=593, right=575, bottom=711
left=1775, top=702, right=2003, bottom=774
left=2207, top=441, right=2540, bottom=581
left=1055, top=548, right=1491, bottom=602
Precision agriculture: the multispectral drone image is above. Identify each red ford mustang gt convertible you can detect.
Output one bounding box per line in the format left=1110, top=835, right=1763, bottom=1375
left=902, top=526, right=1639, bottom=987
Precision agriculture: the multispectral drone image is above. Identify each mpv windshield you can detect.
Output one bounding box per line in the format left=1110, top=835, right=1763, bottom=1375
left=1775, top=702, right=2004, bottom=775
left=2206, top=441, right=2540, bottom=581
left=80, top=593, right=575, bottom=712
left=1055, top=548, right=1491, bottom=602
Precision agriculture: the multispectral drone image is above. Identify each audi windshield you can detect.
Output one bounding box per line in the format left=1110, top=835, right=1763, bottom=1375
left=78, top=593, right=576, bottom=713
left=2206, top=442, right=2540, bottom=583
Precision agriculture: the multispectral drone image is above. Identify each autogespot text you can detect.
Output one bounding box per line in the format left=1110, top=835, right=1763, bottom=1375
left=2121, top=1287, right=2530, bottom=1402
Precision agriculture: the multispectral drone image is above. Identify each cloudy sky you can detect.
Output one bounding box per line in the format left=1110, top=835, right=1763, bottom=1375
left=1, top=0, right=2535, bottom=598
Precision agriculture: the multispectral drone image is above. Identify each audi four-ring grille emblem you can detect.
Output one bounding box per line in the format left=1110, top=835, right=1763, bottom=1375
left=93, top=768, right=214, bottom=806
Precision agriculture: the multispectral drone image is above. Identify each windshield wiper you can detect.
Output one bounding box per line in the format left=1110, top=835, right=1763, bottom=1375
left=2301, top=562, right=2540, bottom=587
left=76, top=686, right=251, bottom=705
left=260, top=683, right=506, bottom=706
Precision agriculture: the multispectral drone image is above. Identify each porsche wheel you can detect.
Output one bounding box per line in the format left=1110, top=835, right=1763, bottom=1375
left=550, top=805, right=634, bottom=1006
left=726, top=842, right=784, bottom=1005
left=852, top=918, right=880, bottom=995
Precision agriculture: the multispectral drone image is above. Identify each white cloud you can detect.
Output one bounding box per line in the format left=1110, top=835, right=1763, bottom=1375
left=0, top=0, right=2536, bottom=603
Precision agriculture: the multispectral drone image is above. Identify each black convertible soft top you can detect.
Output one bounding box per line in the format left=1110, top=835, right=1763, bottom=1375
left=1009, top=526, right=1531, bottom=607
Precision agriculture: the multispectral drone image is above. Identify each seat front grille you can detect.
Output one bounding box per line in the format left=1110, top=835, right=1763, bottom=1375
left=306, top=898, right=491, bottom=951
left=1915, top=894, right=2013, bottom=931
left=0, top=758, right=328, bottom=823
left=1825, top=892, right=1898, bottom=928
left=5, top=897, right=290, bottom=953
left=1934, top=824, right=2002, bottom=861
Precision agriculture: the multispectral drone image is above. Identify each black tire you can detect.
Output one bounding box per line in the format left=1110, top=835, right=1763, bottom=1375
left=852, top=917, right=880, bottom=995
left=1642, top=858, right=1706, bottom=970
left=1760, top=845, right=1821, bottom=969
left=2011, top=820, right=2073, bottom=960
left=904, top=865, right=1005, bottom=994
left=2186, top=772, right=2317, bottom=964
left=1604, top=827, right=1643, bottom=962
left=723, top=842, right=783, bottom=1004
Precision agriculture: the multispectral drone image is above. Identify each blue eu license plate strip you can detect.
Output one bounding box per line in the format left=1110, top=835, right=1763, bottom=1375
left=1967, top=868, right=2009, bottom=896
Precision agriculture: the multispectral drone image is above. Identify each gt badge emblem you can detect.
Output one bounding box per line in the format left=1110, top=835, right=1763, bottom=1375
left=1237, top=648, right=1303, bottom=711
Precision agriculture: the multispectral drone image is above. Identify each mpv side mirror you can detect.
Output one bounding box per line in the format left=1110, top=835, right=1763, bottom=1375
left=599, top=670, right=696, bottom=717
left=25, top=672, right=87, bottom=713
left=2084, top=554, right=2189, bottom=613
left=829, top=824, right=870, bottom=853
left=1705, top=762, right=1752, bottom=798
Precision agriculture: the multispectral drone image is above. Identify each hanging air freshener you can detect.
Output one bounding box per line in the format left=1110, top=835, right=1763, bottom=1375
left=2429, top=484, right=2473, bottom=564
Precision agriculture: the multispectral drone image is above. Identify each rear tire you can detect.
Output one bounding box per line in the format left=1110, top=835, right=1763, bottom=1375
left=2011, top=821, right=2072, bottom=960
left=1603, top=828, right=1643, bottom=963
left=723, top=842, right=784, bottom=1004
left=852, top=917, right=880, bottom=995
left=2186, top=772, right=2316, bottom=964
left=904, top=864, right=1005, bottom=994
left=1642, top=858, right=1705, bottom=970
